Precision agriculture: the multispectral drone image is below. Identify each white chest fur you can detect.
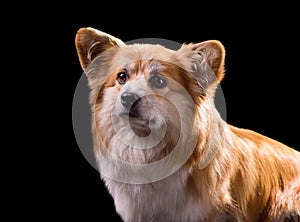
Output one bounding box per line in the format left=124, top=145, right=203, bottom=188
left=102, top=171, right=210, bottom=222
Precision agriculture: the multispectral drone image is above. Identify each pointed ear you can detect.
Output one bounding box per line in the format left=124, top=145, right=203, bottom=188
left=75, top=27, right=125, bottom=71
left=189, top=40, right=226, bottom=89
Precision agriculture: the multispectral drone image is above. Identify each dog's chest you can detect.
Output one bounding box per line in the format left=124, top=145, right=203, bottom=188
left=105, top=177, right=209, bottom=222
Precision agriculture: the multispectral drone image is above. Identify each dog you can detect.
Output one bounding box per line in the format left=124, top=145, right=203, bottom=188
left=75, top=27, right=300, bottom=222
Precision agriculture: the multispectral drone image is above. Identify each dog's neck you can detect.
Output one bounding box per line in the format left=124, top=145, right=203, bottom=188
left=198, top=102, right=227, bottom=170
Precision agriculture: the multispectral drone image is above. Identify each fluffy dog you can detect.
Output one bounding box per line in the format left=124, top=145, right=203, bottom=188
left=75, top=27, right=300, bottom=222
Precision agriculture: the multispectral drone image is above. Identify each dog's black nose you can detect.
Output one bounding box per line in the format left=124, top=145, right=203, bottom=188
left=121, top=92, right=139, bottom=110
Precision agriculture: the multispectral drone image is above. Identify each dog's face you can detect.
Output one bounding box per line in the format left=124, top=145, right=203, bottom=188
left=75, top=27, right=226, bottom=181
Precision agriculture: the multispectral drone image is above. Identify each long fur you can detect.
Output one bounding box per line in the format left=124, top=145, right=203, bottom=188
left=75, top=27, right=300, bottom=222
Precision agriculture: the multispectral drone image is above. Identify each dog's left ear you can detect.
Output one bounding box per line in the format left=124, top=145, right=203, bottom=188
left=184, top=40, right=225, bottom=91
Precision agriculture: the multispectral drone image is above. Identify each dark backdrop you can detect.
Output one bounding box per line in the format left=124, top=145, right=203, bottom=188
left=2, top=5, right=299, bottom=221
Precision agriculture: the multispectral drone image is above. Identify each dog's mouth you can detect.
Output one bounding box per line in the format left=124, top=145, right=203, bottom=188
left=120, top=108, right=153, bottom=137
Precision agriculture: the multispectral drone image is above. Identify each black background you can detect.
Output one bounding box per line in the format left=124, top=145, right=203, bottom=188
left=2, top=4, right=300, bottom=221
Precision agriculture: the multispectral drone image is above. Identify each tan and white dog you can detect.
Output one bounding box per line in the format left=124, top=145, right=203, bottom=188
left=75, top=27, right=300, bottom=222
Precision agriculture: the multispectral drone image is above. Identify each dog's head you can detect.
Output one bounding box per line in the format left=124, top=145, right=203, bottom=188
left=75, top=27, right=226, bottom=182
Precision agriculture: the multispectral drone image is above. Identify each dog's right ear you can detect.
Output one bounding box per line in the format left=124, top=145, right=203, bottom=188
left=75, top=27, right=124, bottom=71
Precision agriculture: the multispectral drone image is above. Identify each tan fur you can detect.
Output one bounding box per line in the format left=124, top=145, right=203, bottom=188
left=75, top=27, right=300, bottom=222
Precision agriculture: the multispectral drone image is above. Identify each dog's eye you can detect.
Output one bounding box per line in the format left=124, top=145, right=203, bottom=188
left=117, top=72, right=128, bottom=85
left=149, top=75, right=166, bottom=89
